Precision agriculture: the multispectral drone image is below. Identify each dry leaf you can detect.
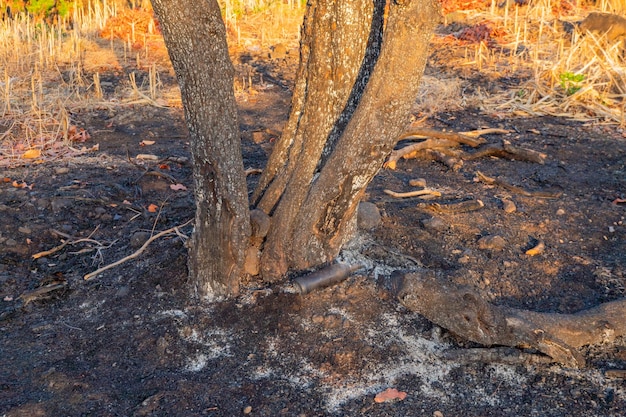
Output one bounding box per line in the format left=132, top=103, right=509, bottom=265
left=2, top=177, right=11, bottom=183
left=170, top=183, right=187, bottom=191
left=159, top=164, right=170, bottom=170
left=12, top=181, right=32, bottom=189
left=22, top=149, right=42, bottom=159
left=374, top=388, right=407, bottom=403
left=140, top=140, right=156, bottom=146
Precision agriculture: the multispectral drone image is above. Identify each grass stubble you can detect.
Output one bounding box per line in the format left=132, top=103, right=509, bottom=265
left=0, top=0, right=624, bottom=167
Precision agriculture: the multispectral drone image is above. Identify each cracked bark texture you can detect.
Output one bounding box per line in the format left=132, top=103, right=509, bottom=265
left=151, top=0, right=250, bottom=298
left=394, top=270, right=626, bottom=368
left=255, top=0, right=441, bottom=281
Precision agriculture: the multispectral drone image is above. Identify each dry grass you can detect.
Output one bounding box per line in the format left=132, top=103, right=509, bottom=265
left=426, top=0, right=626, bottom=124
left=1, top=0, right=625, bottom=168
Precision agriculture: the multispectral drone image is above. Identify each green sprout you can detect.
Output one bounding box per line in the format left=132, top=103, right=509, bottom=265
left=559, top=72, right=585, bottom=96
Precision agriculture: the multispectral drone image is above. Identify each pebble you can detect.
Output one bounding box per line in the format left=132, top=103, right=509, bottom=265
left=130, top=231, right=151, bottom=248
left=409, top=178, right=427, bottom=188
left=243, top=405, right=253, bottom=414
left=478, top=235, right=506, bottom=251
left=422, top=216, right=446, bottom=232
left=502, top=198, right=516, bottom=213
left=18, top=226, right=32, bottom=235
left=54, top=167, right=70, bottom=175
left=556, top=208, right=566, bottom=216
left=357, top=202, right=381, bottom=230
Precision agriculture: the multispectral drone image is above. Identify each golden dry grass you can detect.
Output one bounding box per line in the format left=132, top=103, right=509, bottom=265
left=1, top=0, right=625, bottom=168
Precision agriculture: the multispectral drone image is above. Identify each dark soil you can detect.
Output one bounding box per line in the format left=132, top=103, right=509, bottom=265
left=2, top=43, right=626, bottom=417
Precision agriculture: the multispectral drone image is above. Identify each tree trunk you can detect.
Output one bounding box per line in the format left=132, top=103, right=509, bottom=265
left=151, top=0, right=250, bottom=298
left=255, top=0, right=441, bottom=281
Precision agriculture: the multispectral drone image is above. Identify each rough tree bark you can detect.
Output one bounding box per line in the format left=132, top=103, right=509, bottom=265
left=253, top=0, right=441, bottom=281
left=151, top=0, right=250, bottom=298
left=393, top=270, right=626, bottom=368
left=152, top=0, right=441, bottom=293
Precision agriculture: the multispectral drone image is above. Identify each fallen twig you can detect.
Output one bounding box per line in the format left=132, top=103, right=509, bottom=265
left=420, top=199, right=484, bottom=213
left=398, top=127, right=489, bottom=147
left=33, top=226, right=101, bottom=259
left=383, top=188, right=442, bottom=198
left=84, top=219, right=192, bottom=280
left=476, top=171, right=562, bottom=199
left=17, top=281, right=67, bottom=305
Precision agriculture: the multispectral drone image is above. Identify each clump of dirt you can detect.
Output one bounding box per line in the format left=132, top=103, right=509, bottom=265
left=1, top=24, right=626, bottom=417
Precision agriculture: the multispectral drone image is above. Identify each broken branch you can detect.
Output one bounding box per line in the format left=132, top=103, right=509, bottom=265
left=84, top=219, right=192, bottom=281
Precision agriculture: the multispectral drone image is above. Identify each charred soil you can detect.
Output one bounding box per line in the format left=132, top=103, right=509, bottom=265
left=1, top=45, right=626, bottom=416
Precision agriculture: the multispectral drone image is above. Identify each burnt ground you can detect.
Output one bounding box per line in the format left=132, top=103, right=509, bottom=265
left=1, top=47, right=626, bottom=417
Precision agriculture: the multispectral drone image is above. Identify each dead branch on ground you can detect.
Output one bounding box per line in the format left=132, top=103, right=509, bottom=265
left=392, top=270, right=626, bottom=368
left=84, top=219, right=192, bottom=281
left=475, top=171, right=562, bottom=199
left=385, top=127, right=550, bottom=170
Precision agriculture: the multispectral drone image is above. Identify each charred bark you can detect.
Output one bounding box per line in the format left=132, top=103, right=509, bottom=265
left=255, top=0, right=441, bottom=281
left=393, top=270, right=626, bottom=368
left=151, top=0, right=250, bottom=298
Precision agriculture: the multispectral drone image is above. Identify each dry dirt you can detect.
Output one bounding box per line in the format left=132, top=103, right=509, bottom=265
left=1, top=39, right=626, bottom=416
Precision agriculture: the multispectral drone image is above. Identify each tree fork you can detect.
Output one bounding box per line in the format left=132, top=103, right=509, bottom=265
left=252, top=0, right=439, bottom=281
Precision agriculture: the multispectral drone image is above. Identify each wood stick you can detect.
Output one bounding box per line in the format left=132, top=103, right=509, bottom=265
left=84, top=219, right=192, bottom=281
left=383, top=188, right=442, bottom=198
left=398, top=127, right=488, bottom=147
left=476, top=171, right=561, bottom=199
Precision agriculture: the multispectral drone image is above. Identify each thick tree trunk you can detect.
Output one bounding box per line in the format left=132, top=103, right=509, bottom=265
left=255, top=0, right=441, bottom=281
left=151, top=0, right=250, bottom=298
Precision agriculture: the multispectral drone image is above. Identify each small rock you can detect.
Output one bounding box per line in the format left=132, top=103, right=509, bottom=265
left=501, top=198, right=516, bottom=213
left=243, top=405, right=253, bottom=414
left=434, top=411, right=444, bottom=417
left=422, top=216, right=446, bottom=232
left=18, top=226, right=32, bottom=235
left=556, top=208, right=566, bottom=216
left=357, top=202, right=381, bottom=230
left=5, top=238, right=17, bottom=246
left=54, top=167, right=70, bottom=175
left=458, top=255, right=471, bottom=264
left=312, top=315, right=324, bottom=324
left=409, top=178, right=427, bottom=188
left=478, top=235, right=506, bottom=251
left=130, top=231, right=151, bottom=248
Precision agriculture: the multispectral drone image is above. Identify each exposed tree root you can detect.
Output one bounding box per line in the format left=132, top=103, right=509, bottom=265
left=392, top=270, right=626, bottom=368
left=385, top=127, right=547, bottom=170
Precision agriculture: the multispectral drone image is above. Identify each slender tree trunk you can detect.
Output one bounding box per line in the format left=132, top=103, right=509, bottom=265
left=151, top=0, right=250, bottom=298
left=255, top=0, right=441, bottom=281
